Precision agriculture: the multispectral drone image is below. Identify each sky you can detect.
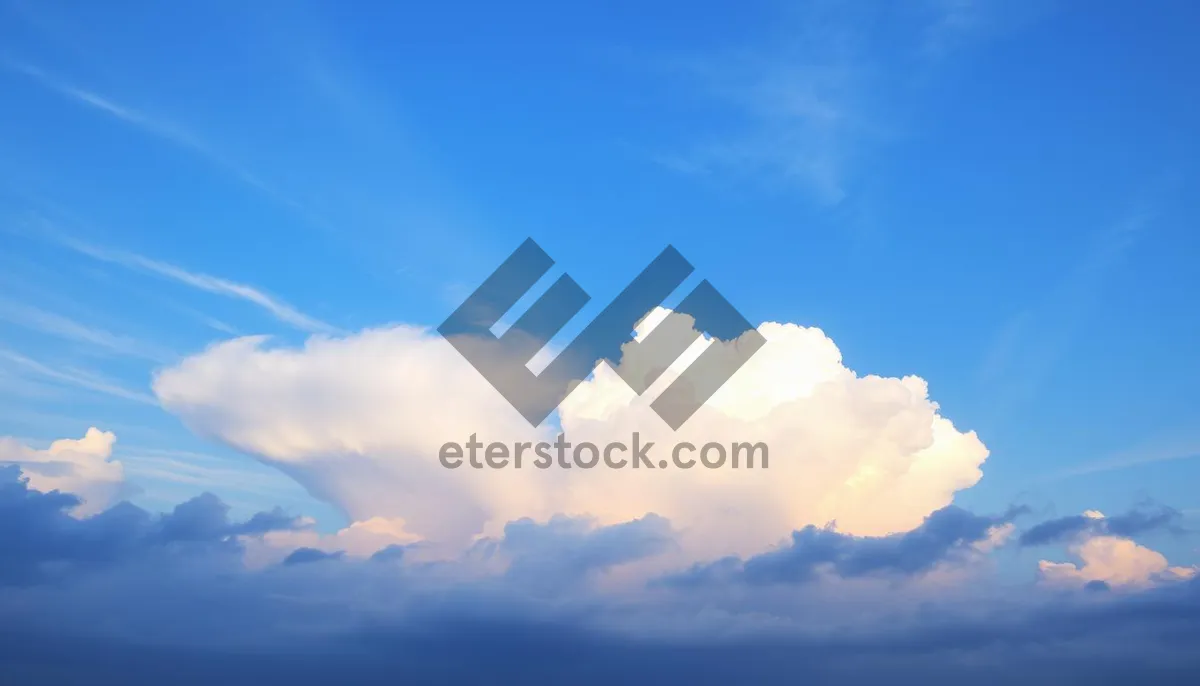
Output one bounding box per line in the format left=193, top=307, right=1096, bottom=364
left=1, top=0, right=1200, bottom=683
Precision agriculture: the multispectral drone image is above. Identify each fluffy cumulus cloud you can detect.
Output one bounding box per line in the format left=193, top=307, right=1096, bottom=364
left=1022, top=508, right=1200, bottom=590
left=1038, top=539, right=1195, bottom=591
left=153, top=310, right=988, bottom=560
left=153, top=326, right=548, bottom=548
left=1035, top=510, right=1197, bottom=590
left=0, top=428, right=125, bottom=515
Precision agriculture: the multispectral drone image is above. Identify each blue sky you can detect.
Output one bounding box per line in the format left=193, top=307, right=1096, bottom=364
left=4, top=0, right=1198, bottom=530
left=1, top=2, right=1200, bottom=681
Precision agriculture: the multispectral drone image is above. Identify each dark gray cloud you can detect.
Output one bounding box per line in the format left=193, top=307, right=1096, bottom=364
left=232, top=506, right=305, bottom=537
left=1, top=575, right=1198, bottom=686
left=283, top=547, right=345, bottom=566
left=1019, top=504, right=1184, bottom=547
left=661, top=505, right=1023, bottom=588
left=0, top=465, right=304, bottom=585
left=369, top=544, right=408, bottom=563
left=4, top=467, right=1199, bottom=684
left=496, top=513, right=674, bottom=584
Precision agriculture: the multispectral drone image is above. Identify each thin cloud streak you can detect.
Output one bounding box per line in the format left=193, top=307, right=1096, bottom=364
left=1041, top=437, right=1200, bottom=482
left=122, top=455, right=297, bottom=496
left=3, top=60, right=336, bottom=231
left=45, top=230, right=337, bottom=334
left=0, top=348, right=156, bottom=405
left=976, top=185, right=1175, bottom=432
left=0, top=297, right=174, bottom=362
left=5, top=61, right=260, bottom=182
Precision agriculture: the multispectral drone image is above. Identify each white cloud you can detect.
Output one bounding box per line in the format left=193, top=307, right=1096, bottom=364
left=154, top=326, right=553, bottom=547
left=154, top=310, right=988, bottom=562
left=1039, top=534, right=1197, bottom=590
left=973, top=522, right=1016, bottom=553
left=556, top=310, right=988, bottom=559
left=0, top=428, right=125, bottom=515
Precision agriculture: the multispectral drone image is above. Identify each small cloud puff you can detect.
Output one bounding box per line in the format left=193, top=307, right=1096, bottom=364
left=0, top=428, right=125, bottom=515
left=1038, top=535, right=1197, bottom=590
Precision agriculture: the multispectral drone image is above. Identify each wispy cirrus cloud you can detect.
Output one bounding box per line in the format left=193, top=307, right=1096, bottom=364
left=120, top=447, right=302, bottom=500
left=653, top=31, right=870, bottom=204
left=978, top=202, right=1167, bottom=435
left=38, top=229, right=337, bottom=334
left=4, top=61, right=260, bottom=184
left=2, top=60, right=334, bottom=231
left=1040, top=428, right=1200, bottom=481
left=0, top=347, right=156, bottom=405
left=651, top=0, right=1047, bottom=204
left=0, top=296, right=174, bottom=361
